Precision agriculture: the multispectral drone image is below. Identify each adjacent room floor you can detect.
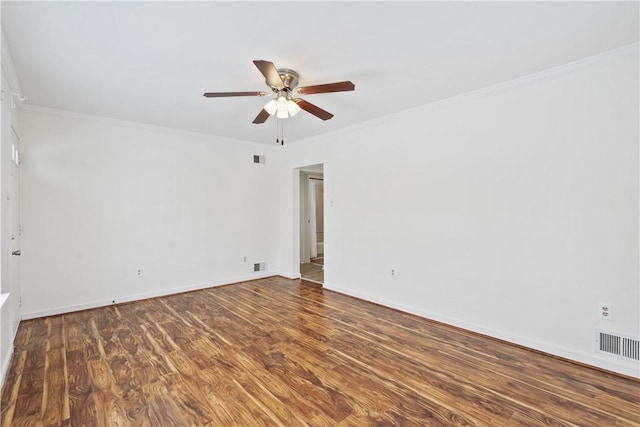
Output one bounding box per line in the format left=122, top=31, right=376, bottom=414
left=300, top=256, right=324, bottom=284
left=1, top=276, right=638, bottom=426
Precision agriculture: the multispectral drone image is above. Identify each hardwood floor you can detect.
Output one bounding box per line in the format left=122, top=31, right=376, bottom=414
left=1, top=276, right=638, bottom=426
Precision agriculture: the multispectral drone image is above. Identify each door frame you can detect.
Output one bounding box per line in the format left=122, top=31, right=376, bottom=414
left=9, top=122, right=21, bottom=325
left=294, top=163, right=324, bottom=276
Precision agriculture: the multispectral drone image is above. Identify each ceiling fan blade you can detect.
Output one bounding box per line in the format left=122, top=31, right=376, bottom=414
left=252, top=108, right=271, bottom=124
left=296, top=81, right=355, bottom=95
left=253, top=60, right=284, bottom=88
left=295, top=99, right=334, bottom=121
left=203, top=91, right=266, bottom=97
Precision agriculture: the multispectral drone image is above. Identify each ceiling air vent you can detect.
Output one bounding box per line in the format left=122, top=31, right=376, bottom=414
left=595, top=330, right=640, bottom=361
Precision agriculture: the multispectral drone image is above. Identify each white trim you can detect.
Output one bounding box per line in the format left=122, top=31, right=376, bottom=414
left=1, top=30, right=23, bottom=95
left=0, top=347, right=13, bottom=391
left=324, top=282, right=640, bottom=379
left=0, top=293, right=8, bottom=309
left=21, top=273, right=275, bottom=320
left=277, top=272, right=300, bottom=280
left=396, top=43, right=639, bottom=121
left=20, top=104, right=274, bottom=150
left=0, top=293, right=17, bottom=389
left=289, top=43, right=640, bottom=146
left=0, top=327, right=18, bottom=389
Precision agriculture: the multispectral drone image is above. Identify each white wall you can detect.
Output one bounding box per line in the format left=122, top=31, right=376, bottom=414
left=19, top=108, right=279, bottom=318
left=278, top=47, right=639, bottom=377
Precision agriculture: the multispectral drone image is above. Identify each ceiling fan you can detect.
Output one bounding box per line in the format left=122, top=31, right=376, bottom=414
left=203, top=60, right=355, bottom=124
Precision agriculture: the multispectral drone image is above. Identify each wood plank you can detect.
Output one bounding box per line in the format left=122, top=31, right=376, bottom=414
left=40, top=348, right=69, bottom=426
left=11, top=392, right=43, bottom=427
left=17, top=368, right=44, bottom=396
left=141, top=379, right=188, bottom=427
left=65, top=349, right=98, bottom=426
left=85, top=359, right=129, bottom=426
left=44, top=317, right=65, bottom=350
left=0, top=351, right=27, bottom=426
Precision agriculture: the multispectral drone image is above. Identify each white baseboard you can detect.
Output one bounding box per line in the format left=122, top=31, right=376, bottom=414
left=324, top=282, right=640, bottom=379
left=276, top=272, right=301, bottom=280
left=21, top=272, right=275, bottom=320
left=0, top=294, right=19, bottom=389
left=0, top=345, right=12, bottom=390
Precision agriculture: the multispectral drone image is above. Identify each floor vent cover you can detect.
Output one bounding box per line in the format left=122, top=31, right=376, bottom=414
left=596, top=330, right=640, bottom=361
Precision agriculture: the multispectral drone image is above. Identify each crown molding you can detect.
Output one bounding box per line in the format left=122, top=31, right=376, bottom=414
left=409, top=43, right=639, bottom=118
left=291, top=43, right=640, bottom=146
left=1, top=29, right=23, bottom=95
left=20, top=104, right=276, bottom=150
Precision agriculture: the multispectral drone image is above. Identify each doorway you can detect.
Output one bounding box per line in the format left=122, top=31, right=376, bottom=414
left=299, top=164, right=324, bottom=284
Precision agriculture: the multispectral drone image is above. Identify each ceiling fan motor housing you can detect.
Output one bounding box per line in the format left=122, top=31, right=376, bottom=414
left=272, top=68, right=299, bottom=91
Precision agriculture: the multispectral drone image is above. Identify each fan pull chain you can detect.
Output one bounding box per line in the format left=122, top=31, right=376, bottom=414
left=275, top=118, right=284, bottom=146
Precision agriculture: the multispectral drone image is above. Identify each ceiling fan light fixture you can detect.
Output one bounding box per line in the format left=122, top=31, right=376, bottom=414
left=276, top=96, right=288, bottom=112
left=264, top=99, right=277, bottom=115
left=276, top=110, right=289, bottom=119
left=287, top=99, right=301, bottom=117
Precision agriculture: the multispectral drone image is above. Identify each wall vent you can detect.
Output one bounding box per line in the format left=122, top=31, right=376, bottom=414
left=595, top=330, right=640, bottom=361
left=253, top=262, right=266, bottom=273
left=253, top=155, right=265, bottom=164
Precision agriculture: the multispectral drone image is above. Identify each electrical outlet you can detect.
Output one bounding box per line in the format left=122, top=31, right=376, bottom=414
left=136, top=268, right=143, bottom=277
left=243, top=256, right=247, bottom=263
left=599, top=303, right=613, bottom=320
left=390, top=268, right=396, bottom=278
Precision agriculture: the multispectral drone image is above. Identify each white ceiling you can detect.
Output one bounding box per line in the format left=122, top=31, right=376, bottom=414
left=2, top=1, right=638, bottom=144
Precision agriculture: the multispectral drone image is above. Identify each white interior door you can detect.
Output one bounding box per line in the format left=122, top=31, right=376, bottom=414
left=9, top=123, right=21, bottom=324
